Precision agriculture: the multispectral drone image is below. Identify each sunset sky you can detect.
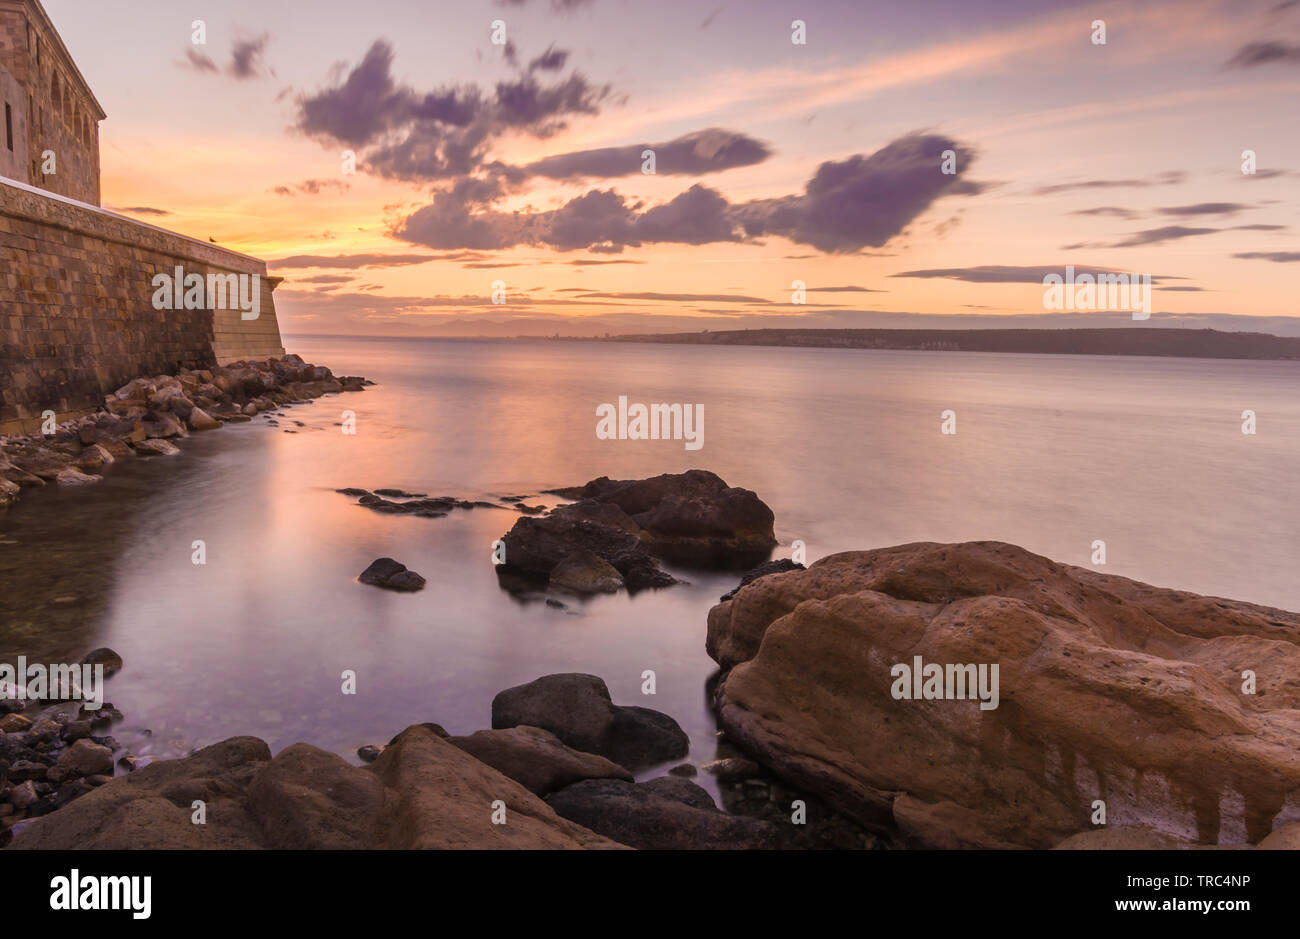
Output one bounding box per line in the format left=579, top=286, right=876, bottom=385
left=43, top=0, right=1300, bottom=336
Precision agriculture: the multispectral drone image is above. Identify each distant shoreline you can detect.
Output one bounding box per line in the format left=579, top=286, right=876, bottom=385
left=565, top=327, right=1300, bottom=360
left=285, top=328, right=1300, bottom=360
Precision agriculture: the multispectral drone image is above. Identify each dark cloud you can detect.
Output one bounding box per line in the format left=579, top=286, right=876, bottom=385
left=269, top=252, right=487, bottom=270
left=182, top=49, right=219, bottom=73
left=567, top=259, right=644, bottom=265
left=521, top=128, right=770, bottom=179
left=1155, top=202, right=1248, bottom=216
left=396, top=133, right=982, bottom=255
left=1224, top=40, right=1300, bottom=68
left=731, top=135, right=985, bottom=252
left=1111, top=225, right=1219, bottom=247
left=528, top=46, right=569, bottom=71
left=230, top=35, right=272, bottom=79
left=294, top=40, right=610, bottom=182
left=296, top=274, right=355, bottom=284
left=807, top=286, right=885, bottom=293
left=1067, top=206, right=1140, bottom=220
left=1034, top=171, right=1185, bottom=195
left=497, top=0, right=597, bottom=9
left=181, top=34, right=272, bottom=79
left=1093, top=223, right=1287, bottom=248
left=573, top=291, right=773, bottom=303
left=110, top=205, right=171, bottom=216
left=273, top=179, right=351, bottom=197
left=1233, top=251, right=1300, bottom=262
left=890, top=265, right=1183, bottom=284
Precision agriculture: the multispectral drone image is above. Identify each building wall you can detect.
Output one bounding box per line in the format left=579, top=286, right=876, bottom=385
left=0, top=177, right=285, bottom=434
left=0, top=67, right=26, bottom=182
left=0, top=0, right=102, bottom=204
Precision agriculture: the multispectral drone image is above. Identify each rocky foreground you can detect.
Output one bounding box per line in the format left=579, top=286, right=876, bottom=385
left=2, top=673, right=806, bottom=850
left=0, top=354, right=367, bottom=508
left=7, top=452, right=1300, bottom=850
left=707, top=540, right=1300, bottom=849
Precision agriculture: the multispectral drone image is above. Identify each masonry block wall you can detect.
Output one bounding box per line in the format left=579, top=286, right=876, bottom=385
left=0, top=177, right=285, bottom=434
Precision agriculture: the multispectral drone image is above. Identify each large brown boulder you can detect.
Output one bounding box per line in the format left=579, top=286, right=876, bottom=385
left=7, top=726, right=623, bottom=850
left=707, top=541, right=1300, bottom=849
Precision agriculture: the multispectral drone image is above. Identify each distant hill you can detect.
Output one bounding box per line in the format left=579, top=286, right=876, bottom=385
left=602, top=328, right=1300, bottom=360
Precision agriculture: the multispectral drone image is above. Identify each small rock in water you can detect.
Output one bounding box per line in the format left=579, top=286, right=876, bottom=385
left=374, top=488, right=426, bottom=498
left=668, top=763, right=698, bottom=778
left=357, top=745, right=384, bottom=763
left=83, top=646, right=124, bottom=676
left=702, top=757, right=760, bottom=782
left=358, top=557, right=427, bottom=592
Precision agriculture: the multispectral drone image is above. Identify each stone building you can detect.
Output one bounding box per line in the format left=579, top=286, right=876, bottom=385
left=0, top=0, right=103, bottom=204
left=0, top=0, right=285, bottom=434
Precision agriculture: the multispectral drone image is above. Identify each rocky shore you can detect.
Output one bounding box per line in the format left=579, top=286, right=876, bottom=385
left=0, top=354, right=369, bottom=509
left=6, top=463, right=1300, bottom=850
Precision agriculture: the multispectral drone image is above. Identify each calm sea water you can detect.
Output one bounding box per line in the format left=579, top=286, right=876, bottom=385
left=3, top=337, right=1297, bottom=791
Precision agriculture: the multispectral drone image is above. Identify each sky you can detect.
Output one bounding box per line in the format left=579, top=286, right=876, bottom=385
left=41, top=0, right=1300, bottom=337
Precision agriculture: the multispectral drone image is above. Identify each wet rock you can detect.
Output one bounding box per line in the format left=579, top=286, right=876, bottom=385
left=702, top=757, right=760, bottom=782
left=143, top=411, right=188, bottom=439
left=0, top=713, right=32, bottom=733
left=549, top=549, right=624, bottom=595
left=720, top=558, right=806, bottom=601
left=82, top=647, right=124, bottom=677
left=499, top=471, right=776, bottom=594
left=449, top=725, right=633, bottom=796
left=358, top=558, right=427, bottom=592
left=6, top=729, right=623, bottom=849
left=9, top=780, right=40, bottom=810
left=134, top=439, right=180, bottom=456
left=61, top=721, right=92, bottom=742
left=668, top=763, right=698, bottom=778
left=546, top=777, right=781, bottom=850
left=491, top=673, right=689, bottom=771
left=357, top=745, right=384, bottom=763
left=188, top=407, right=222, bottom=431
left=8, top=760, right=47, bottom=782
left=56, top=739, right=114, bottom=777
left=73, top=444, right=114, bottom=473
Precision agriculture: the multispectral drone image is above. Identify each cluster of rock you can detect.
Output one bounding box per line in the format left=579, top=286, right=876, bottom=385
left=336, top=487, right=518, bottom=519
left=4, top=673, right=787, bottom=850
left=705, top=540, right=1300, bottom=849
left=0, top=354, right=368, bottom=508
left=497, top=470, right=778, bottom=595
left=0, top=649, right=127, bottom=847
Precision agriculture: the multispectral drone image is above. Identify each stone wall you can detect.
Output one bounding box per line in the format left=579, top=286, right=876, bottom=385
left=0, top=176, right=285, bottom=434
